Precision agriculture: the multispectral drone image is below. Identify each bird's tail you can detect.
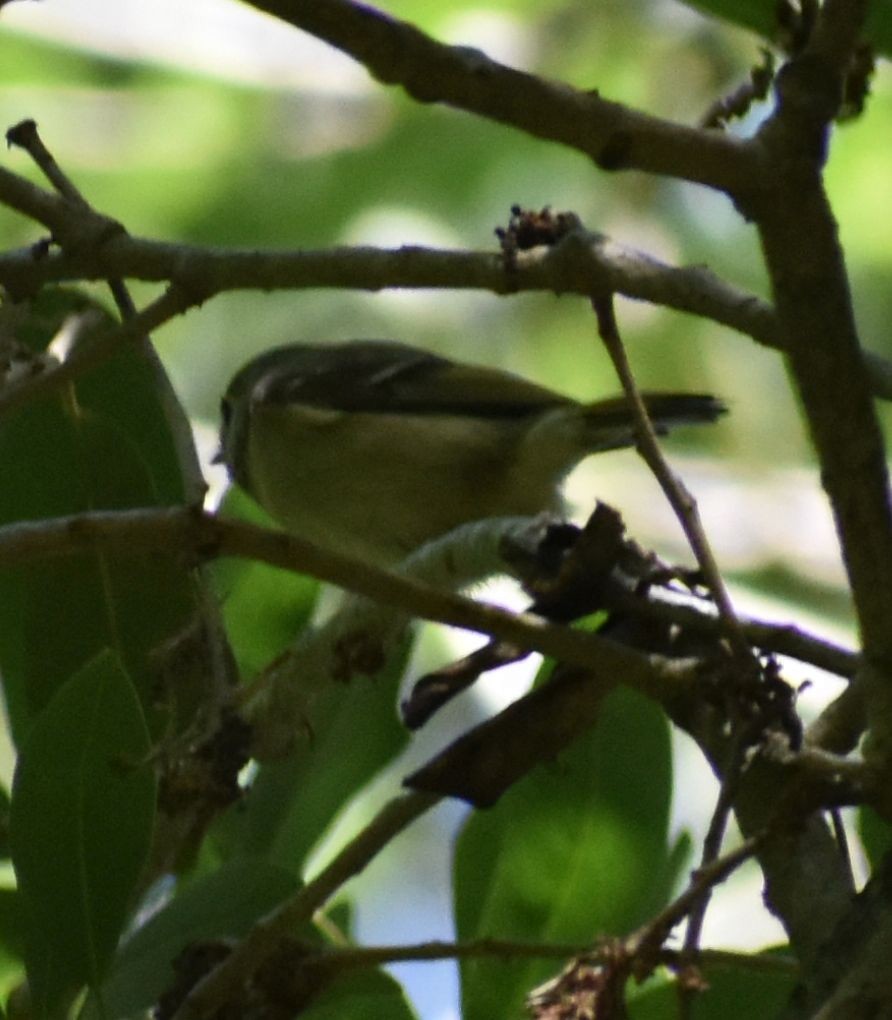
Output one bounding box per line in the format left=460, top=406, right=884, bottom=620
left=578, top=393, right=726, bottom=452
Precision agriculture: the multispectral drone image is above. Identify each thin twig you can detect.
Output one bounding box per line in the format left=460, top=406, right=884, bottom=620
left=630, top=834, right=763, bottom=963
left=292, top=936, right=799, bottom=974
left=677, top=737, right=748, bottom=1017
left=0, top=283, right=191, bottom=418
left=307, top=937, right=591, bottom=970
left=6, top=119, right=90, bottom=206
left=591, top=293, right=763, bottom=1013
left=5, top=118, right=136, bottom=349
left=107, top=278, right=137, bottom=320
left=592, top=294, right=752, bottom=661
left=6, top=117, right=138, bottom=360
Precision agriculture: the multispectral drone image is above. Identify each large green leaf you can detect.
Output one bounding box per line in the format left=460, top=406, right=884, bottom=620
left=454, top=687, right=677, bottom=1020
left=0, top=290, right=204, bottom=745
left=9, top=650, right=155, bottom=1016
left=82, top=859, right=299, bottom=1019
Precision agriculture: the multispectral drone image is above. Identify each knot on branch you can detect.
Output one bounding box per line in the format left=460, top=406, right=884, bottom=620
left=770, top=56, right=842, bottom=165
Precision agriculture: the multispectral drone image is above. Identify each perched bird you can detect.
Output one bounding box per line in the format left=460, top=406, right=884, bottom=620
left=219, top=340, right=724, bottom=567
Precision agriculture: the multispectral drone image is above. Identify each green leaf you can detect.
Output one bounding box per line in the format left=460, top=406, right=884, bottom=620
left=0, top=889, right=25, bottom=964
left=629, top=951, right=796, bottom=1018
left=678, top=0, right=892, bottom=58
left=677, top=0, right=777, bottom=41
left=0, top=290, right=204, bottom=744
left=213, top=485, right=319, bottom=678
left=300, top=968, right=418, bottom=1020
left=82, top=859, right=299, bottom=1019
left=9, top=650, right=155, bottom=1016
left=454, top=687, right=677, bottom=1020
left=0, top=401, right=195, bottom=742
left=858, top=805, right=892, bottom=867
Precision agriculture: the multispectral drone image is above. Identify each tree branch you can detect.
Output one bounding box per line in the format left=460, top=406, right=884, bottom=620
left=0, top=223, right=774, bottom=336
left=5, top=162, right=892, bottom=402
left=749, top=4, right=892, bottom=762
left=631, top=836, right=763, bottom=962
left=241, top=0, right=756, bottom=194
left=302, top=939, right=798, bottom=974
left=0, top=506, right=701, bottom=701
left=616, top=595, right=858, bottom=680
left=0, top=164, right=774, bottom=343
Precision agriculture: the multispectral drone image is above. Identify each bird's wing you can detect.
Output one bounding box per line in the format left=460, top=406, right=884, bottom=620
left=246, top=340, right=568, bottom=418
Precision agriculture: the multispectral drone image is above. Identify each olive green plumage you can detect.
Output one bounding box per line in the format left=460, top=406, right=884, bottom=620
left=219, top=340, right=724, bottom=566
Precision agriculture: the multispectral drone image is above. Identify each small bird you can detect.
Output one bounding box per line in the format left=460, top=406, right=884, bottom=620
left=219, top=340, right=724, bottom=567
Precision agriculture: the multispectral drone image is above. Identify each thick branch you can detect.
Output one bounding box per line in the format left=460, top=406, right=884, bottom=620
left=755, top=184, right=892, bottom=663
left=241, top=0, right=755, bottom=194
left=751, top=4, right=892, bottom=670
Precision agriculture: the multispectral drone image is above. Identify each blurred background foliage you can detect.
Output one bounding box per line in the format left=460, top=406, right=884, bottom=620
left=0, top=0, right=887, bottom=1015
left=1, top=0, right=884, bottom=638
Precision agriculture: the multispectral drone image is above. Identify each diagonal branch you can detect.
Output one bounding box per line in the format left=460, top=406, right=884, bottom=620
left=240, top=0, right=757, bottom=194
left=593, top=294, right=751, bottom=658
left=0, top=506, right=701, bottom=702
left=171, top=789, right=439, bottom=1020
left=0, top=284, right=192, bottom=418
